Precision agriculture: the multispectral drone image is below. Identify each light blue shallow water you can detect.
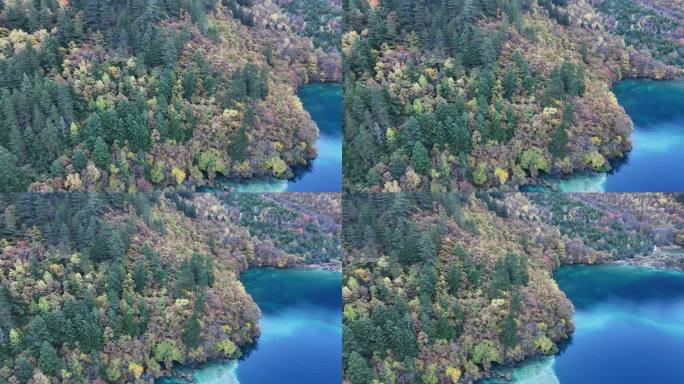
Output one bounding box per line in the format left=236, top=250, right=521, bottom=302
left=522, top=79, right=684, bottom=192
left=484, top=264, right=684, bottom=383
left=158, top=268, right=342, bottom=384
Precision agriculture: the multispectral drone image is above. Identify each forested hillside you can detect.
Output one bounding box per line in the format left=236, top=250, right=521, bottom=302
left=342, top=0, right=683, bottom=192
left=0, top=192, right=340, bottom=382
left=276, top=0, right=342, bottom=53
left=342, top=192, right=684, bottom=383
left=0, top=0, right=339, bottom=192
left=590, top=0, right=683, bottom=67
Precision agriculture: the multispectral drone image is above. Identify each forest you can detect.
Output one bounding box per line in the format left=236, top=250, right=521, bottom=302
left=0, top=0, right=340, bottom=192
left=342, top=0, right=683, bottom=192
left=342, top=192, right=684, bottom=383
left=0, top=192, right=340, bottom=383
left=590, top=0, right=683, bottom=67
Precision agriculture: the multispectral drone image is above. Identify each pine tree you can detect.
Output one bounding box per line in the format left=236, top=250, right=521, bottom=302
left=501, top=311, right=518, bottom=349
left=544, top=67, right=564, bottom=105
left=83, top=112, right=104, bottom=148
left=183, top=69, right=198, bottom=100
left=411, top=141, right=430, bottom=175
left=259, top=67, right=270, bottom=99
left=400, top=221, right=422, bottom=264
left=122, top=305, right=137, bottom=336
left=550, top=103, right=573, bottom=158
left=15, top=355, right=34, bottom=384
left=9, top=123, right=26, bottom=164
left=130, top=119, right=150, bottom=152
left=133, top=260, right=147, bottom=293
left=38, top=341, right=60, bottom=376
left=549, top=121, right=568, bottom=158
left=175, top=260, right=195, bottom=298
left=448, top=263, right=461, bottom=296
left=81, top=311, right=104, bottom=353
left=347, top=351, right=372, bottom=384
left=0, top=145, right=28, bottom=192
left=229, top=106, right=252, bottom=162
left=489, top=258, right=512, bottom=299
left=92, top=136, right=110, bottom=170
left=226, top=68, right=247, bottom=106
left=0, top=285, right=15, bottom=331
left=26, top=315, right=49, bottom=356
left=107, top=261, right=124, bottom=299
left=436, top=312, right=454, bottom=340
left=400, top=116, right=421, bottom=153
left=72, top=147, right=87, bottom=171
left=453, top=301, right=465, bottom=338
left=183, top=312, right=201, bottom=348
left=388, top=152, right=406, bottom=179
left=244, top=63, right=260, bottom=99
left=503, top=64, right=518, bottom=100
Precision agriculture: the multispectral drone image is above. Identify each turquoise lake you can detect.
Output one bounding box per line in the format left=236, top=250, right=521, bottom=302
left=486, top=264, right=684, bottom=383
left=523, top=80, right=684, bottom=192
left=158, top=268, right=342, bottom=383
left=220, top=83, right=342, bottom=192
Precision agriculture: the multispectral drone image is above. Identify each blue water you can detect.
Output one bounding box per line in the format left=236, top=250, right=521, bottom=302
left=158, top=268, right=342, bottom=383
left=487, top=264, right=684, bottom=383
left=522, top=80, right=684, bottom=192
left=220, top=83, right=342, bottom=192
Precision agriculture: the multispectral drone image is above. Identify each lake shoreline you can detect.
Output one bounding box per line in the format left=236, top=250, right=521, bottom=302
left=521, top=79, right=684, bottom=192
left=196, top=82, right=342, bottom=192
left=158, top=266, right=341, bottom=383
left=480, top=259, right=684, bottom=383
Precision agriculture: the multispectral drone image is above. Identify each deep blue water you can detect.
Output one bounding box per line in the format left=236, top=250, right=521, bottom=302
left=522, top=80, right=684, bottom=192
left=158, top=268, right=342, bottom=383
left=236, top=268, right=342, bottom=383
left=486, top=264, right=684, bottom=383
left=220, top=83, right=342, bottom=192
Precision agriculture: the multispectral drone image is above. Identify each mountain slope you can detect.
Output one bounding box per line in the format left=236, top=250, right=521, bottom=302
left=342, top=0, right=682, bottom=192
left=0, top=192, right=340, bottom=383
left=0, top=0, right=338, bottom=192
left=342, top=192, right=684, bottom=383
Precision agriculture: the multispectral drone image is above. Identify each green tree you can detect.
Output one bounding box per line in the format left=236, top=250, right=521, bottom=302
left=133, top=260, right=148, bottom=293
left=400, top=116, right=420, bottom=153
left=389, top=152, right=406, bottom=179
left=411, top=141, right=430, bottom=175
left=501, top=311, right=518, bottom=349
left=38, top=341, right=61, bottom=376
left=226, top=68, right=246, bottom=106
left=229, top=105, right=254, bottom=163
left=544, top=67, right=564, bottom=105
left=503, top=64, right=518, bottom=100
left=92, top=136, right=111, bottom=170
left=26, top=315, right=49, bottom=356
left=489, top=258, right=511, bottom=299
left=347, top=351, right=372, bottom=384
left=81, top=311, right=104, bottom=353
left=108, top=261, right=124, bottom=299
left=83, top=112, right=104, bottom=148
left=0, top=146, right=28, bottom=192
left=15, top=355, right=34, bottom=384
left=183, top=312, right=201, bottom=348
left=400, top=221, right=422, bottom=264
left=447, top=263, right=460, bottom=296
left=72, top=147, right=87, bottom=171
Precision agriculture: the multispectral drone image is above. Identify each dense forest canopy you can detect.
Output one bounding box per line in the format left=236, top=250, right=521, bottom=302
left=342, top=192, right=684, bottom=383
left=0, top=192, right=340, bottom=383
left=0, top=0, right=340, bottom=192
left=591, top=0, right=683, bottom=67
left=342, top=0, right=682, bottom=192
